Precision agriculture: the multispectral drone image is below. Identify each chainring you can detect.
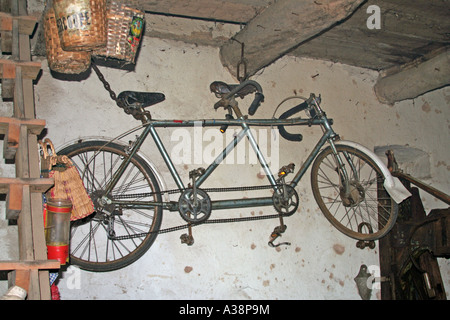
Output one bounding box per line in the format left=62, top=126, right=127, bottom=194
left=272, top=185, right=299, bottom=216
left=178, top=188, right=212, bottom=223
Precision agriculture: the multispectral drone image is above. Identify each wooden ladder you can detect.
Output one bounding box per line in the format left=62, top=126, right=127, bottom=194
left=0, top=0, right=58, bottom=300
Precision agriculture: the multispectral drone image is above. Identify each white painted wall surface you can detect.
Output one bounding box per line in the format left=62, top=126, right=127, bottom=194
left=1, top=34, right=449, bottom=299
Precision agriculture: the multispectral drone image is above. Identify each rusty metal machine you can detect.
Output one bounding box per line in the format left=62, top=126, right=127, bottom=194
left=378, top=150, right=449, bottom=300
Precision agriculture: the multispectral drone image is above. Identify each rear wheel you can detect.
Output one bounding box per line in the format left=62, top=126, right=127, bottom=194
left=311, top=144, right=397, bottom=240
left=59, top=140, right=163, bottom=272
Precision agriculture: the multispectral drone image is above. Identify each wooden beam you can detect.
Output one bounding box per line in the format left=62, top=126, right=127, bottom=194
left=138, top=0, right=269, bottom=23
left=289, top=0, right=450, bottom=71
left=219, top=0, right=365, bottom=78
left=374, top=47, right=450, bottom=104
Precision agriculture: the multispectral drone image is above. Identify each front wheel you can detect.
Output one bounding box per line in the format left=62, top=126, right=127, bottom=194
left=311, top=144, right=397, bottom=241
left=58, top=140, right=163, bottom=272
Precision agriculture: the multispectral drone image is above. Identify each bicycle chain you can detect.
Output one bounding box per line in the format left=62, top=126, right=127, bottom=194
left=110, top=184, right=292, bottom=241
left=112, top=183, right=281, bottom=199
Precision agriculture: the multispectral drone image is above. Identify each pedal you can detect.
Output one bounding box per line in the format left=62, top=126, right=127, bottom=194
left=268, top=225, right=290, bottom=248
left=189, top=167, right=205, bottom=180
left=355, top=222, right=376, bottom=249
left=356, top=239, right=376, bottom=249
left=180, top=233, right=194, bottom=246
left=278, top=163, right=295, bottom=178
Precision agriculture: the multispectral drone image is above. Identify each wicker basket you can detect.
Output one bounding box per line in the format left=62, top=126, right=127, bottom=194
left=40, top=138, right=94, bottom=221
left=93, top=0, right=144, bottom=63
left=53, top=0, right=107, bottom=51
left=44, top=8, right=91, bottom=74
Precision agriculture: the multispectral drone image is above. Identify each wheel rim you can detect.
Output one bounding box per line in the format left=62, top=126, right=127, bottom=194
left=312, top=145, right=397, bottom=240
left=61, top=142, right=162, bottom=271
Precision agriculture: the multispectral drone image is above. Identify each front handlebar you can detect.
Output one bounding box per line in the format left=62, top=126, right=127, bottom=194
left=277, top=101, right=308, bottom=142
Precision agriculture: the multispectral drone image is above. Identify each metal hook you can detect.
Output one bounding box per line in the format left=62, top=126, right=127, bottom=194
left=236, top=42, right=247, bottom=82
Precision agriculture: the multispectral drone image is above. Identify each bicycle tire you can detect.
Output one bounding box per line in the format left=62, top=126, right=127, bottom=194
left=58, top=140, right=163, bottom=272
left=311, top=144, right=398, bottom=241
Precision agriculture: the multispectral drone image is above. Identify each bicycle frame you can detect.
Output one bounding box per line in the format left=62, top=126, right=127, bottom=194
left=104, top=108, right=345, bottom=213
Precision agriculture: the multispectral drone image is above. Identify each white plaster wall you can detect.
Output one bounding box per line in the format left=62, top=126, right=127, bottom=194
left=1, top=34, right=449, bottom=299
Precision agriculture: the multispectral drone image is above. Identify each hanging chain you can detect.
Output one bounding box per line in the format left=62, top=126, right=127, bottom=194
left=91, top=59, right=126, bottom=108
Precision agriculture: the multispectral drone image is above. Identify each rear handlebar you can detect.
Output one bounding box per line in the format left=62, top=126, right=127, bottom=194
left=211, top=80, right=264, bottom=115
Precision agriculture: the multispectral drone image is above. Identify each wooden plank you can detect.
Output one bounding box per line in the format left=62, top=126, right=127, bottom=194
left=290, top=0, right=450, bottom=71
left=393, top=171, right=450, bottom=205
left=219, top=0, right=365, bottom=78
left=6, top=182, right=23, bottom=219
left=0, top=260, right=60, bottom=271
left=0, top=12, right=37, bottom=35
left=0, top=116, right=46, bottom=134
left=1, top=116, right=20, bottom=159
left=0, top=117, right=46, bottom=159
left=0, top=59, right=41, bottom=80
left=139, top=0, right=269, bottom=23
left=0, top=178, right=53, bottom=220
left=15, top=269, right=30, bottom=292
left=0, top=177, right=54, bottom=193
